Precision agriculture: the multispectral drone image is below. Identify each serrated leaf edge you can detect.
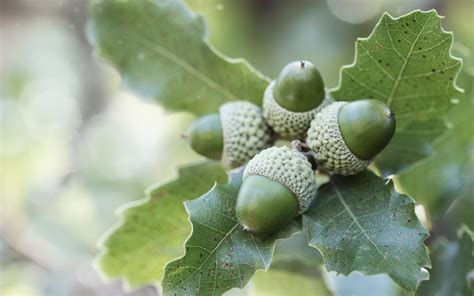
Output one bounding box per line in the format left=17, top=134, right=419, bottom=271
left=162, top=169, right=302, bottom=294
left=329, top=9, right=464, bottom=104
left=93, top=161, right=220, bottom=292
left=305, top=176, right=431, bottom=292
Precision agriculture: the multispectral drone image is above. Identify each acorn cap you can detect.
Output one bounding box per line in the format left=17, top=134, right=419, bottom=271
left=307, top=102, right=371, bottom=175
left=263, top=81, right=332, bottom=140
left=220, top=101, right=274, bottom=168
left=338, top=99, right=396, bottom=160
left=243, top=146, right=317, bottom=213
left=184, top=113, right=223, bottom=160
left=273, top=60, right=325, bottom=112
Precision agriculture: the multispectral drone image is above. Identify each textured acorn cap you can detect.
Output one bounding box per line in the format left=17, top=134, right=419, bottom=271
left=243, top=146, right=317, bottom=213
left=306, top=102, right=371, bottom=175
left=263, top=81, right=332, bottom=140
left=220, top=101, right=274, bottom=168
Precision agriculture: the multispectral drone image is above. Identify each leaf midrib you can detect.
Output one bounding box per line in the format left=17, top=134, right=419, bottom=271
left=330, top=179, right=389, bottom=265
left=168, top=223, right=239, bottom=292
left=136, top=1, right=242, bottom=101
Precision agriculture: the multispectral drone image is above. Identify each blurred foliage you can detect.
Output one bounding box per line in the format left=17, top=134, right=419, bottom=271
left=1, top=0, right=473, bottom=295
left=396, top=54, right=474, bottom=236
left=89, top=0, right=269, bottom=116
left=416, top=226, right=473, bottom=296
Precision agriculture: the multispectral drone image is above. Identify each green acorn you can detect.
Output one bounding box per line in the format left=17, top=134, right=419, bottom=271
left=263, top=60, right=331, bottom=140
left=184, top=101, right=274, bottom=168
left=306, top=99, right=396, bottom=175
left=236, top=146, right=317, bottom=236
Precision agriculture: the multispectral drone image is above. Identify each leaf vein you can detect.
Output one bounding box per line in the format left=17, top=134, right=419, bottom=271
left=386, top=16, right=430, bottom=106
left=171, top=224, right=239, bottom=292
left=330, top=179, right=389, bottom=265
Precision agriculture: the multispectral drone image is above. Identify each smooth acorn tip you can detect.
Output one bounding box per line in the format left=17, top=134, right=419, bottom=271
left=338, top=99, right=396, bottom=160
left=236, top=175, right=299, bottom=236
left=185, top=113, right=224, bottom=160
left=272, top=60, right=325, bottom=113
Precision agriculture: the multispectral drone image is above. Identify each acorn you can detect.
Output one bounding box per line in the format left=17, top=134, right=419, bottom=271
left=184, top=101, right=274, bottom=168
left=306, top=99, right=396, bottom=175
left=263, top=60, right=331, bottom=140
left=236, top=146, right=317, bottom=236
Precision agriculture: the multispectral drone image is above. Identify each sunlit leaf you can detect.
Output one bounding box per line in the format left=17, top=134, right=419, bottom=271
left=244, top=269, right=331, bottom=296
left=323, top=271, right=400, bottom=296
left=96, top=162, right=227, bottom=288
left=89, top=0, right=269, bottom=116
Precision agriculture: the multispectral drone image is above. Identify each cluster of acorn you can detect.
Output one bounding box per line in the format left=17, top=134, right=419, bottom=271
left=183, top=61, right=396, bottom=236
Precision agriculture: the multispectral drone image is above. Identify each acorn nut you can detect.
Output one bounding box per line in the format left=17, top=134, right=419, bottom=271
left=184, top=101, right=274, bottom=168
left=306, top=99, right=396, bottom=175
left=263, top=60, right=331, bottom=140
left=236, top=146, right=317, bottom=236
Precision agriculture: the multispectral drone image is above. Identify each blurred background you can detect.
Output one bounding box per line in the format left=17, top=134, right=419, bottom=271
left=1, top=0, right=472, bottom=295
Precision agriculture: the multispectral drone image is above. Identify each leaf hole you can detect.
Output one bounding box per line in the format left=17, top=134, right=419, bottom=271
left=422, top=54, right=426, bottom=58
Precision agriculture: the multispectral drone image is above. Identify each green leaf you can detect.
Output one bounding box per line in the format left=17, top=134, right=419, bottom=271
left=331, top=10, right=463, bottom=176
left=417, top=226, right=474, bottom=296
left=88, top=0, right=269, bottom=116
left=303, top=171, right=430, bottom=292
left=96, top=161, right=227, bottom=289
left=162, top=168, right=301, bottom=295
left=396, top=67, right=474, bottom=227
